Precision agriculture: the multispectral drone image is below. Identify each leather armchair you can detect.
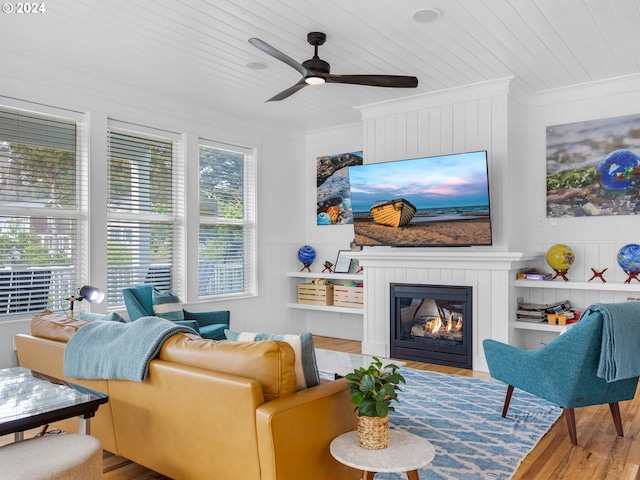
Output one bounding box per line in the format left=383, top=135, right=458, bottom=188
left=483, top=304, right=639, bottom=446
left=122, top=284, right=229, bottom=340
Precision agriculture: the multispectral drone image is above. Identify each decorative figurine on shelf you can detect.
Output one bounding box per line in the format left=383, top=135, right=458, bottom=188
left=588, top=268, right=608, bottom=283
left=322, top=261, right=334, bottom=273
left=297, top=245, right=316, bottom=272
left=617, top=244, right=640, bottom=284
left=545, top=244, right=575, bottom=281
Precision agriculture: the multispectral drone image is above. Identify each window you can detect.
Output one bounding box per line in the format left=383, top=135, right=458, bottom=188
left=107, top=126, right=179, bottom=307
left=199, top=141, right=255, bottom=297
left=0, top=105, right=256, bottom=315
left=0, top=108, right=80, bottom=316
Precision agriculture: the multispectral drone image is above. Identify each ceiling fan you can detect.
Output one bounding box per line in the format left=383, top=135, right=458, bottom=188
left=248, top=32, right=419, bottom=102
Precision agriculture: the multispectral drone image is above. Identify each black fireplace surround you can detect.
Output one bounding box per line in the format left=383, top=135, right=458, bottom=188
left=390, top=283, right=472, bottom=369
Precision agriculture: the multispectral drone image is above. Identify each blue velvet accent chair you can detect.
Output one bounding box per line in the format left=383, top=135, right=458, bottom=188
left=122, top=284, right=230, bottom=340
left=483, top=305, right=639, bottom=446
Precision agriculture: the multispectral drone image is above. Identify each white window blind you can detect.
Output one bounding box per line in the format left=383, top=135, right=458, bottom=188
left=199, top=141, right=255, bottom=297
left=0, top=108, right=78, bottom=316
left=107, top=128, right=176, bottom=307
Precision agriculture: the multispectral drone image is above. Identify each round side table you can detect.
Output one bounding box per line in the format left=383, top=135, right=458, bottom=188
left=330, top=429, right=435, bottom=480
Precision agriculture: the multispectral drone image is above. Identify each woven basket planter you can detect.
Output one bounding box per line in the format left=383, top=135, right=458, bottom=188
left=357, top=415, right=389, bottom=449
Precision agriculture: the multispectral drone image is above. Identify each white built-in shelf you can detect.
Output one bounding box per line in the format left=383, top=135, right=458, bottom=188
left=514, top=279, right=640, bottom=292
left=513, top=278, right=640, bottom=334
left=286, top=302, right=364, bottom=315
left=285, top=271, right=363, bottom=281
left=513, top=320, right=566, bottom=333
left=286, top=271, right=364, bottom=315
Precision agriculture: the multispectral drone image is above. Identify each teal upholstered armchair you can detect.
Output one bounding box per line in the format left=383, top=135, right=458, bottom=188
left=483, top=303, right=640, bottom=446
left=122, top=284, right=230, bottom=340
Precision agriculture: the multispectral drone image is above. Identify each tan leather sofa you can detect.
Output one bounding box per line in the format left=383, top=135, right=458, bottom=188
left=14, top=312, right=359, bottom=480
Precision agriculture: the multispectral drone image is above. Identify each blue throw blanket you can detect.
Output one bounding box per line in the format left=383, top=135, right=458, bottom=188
left=64, top=316, right=197, bottom=382
left=593, top=302, right=640, bottom=382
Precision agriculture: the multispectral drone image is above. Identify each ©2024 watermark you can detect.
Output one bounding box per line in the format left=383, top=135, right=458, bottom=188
left=2, top=2, right=46, bottom=14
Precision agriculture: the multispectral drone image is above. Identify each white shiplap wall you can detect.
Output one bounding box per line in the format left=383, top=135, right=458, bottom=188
left=351, top=79, right=524, bottom=371
left=517, top=75, right=640, bottom=348
left=344, top=74, right=640, bottom=368
left=358, top=78, right=515, bottom=251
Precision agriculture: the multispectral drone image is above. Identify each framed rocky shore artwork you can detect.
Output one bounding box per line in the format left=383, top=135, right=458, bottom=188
left=546, top=113, right=640, bottom=218
left=316, top=151, right=363, bottom=225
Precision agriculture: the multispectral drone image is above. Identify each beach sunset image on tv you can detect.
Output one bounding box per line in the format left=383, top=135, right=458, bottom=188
left=347, top=151, right=492, bottom=247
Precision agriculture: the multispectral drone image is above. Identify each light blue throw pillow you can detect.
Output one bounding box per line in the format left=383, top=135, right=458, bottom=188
left=224, top=330, right=320, bottom=390
left=151, top=288, right=185, bottom=321
left=79, top=311, right=128, bottom=323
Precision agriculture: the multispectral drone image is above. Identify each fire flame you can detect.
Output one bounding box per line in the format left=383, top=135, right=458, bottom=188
left=446, top=313, right=454, bottom=332
left=428, top=312, right=462, bottom=334
left=431, top=316, right=442, bottom=334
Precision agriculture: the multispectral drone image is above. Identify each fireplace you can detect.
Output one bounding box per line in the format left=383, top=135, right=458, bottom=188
left=390, top=283, right=472, bottom=369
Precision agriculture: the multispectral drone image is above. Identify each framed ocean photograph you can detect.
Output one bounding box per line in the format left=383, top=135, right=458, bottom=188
left=316, top=151, right=363, bottom=225
left=546, top=113, right=640, bottom=218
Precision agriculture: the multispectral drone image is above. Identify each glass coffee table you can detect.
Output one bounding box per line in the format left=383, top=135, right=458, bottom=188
left=0, top=367, right=108, bottom=441
left=330, top=429, right=435, bottom=480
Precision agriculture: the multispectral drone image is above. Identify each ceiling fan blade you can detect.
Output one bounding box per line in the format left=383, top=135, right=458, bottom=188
left=249, top=38, right=308, bottom=77
left=324, top=74, right=418, bottom=88
left=266, top=78, right=308, bottom=102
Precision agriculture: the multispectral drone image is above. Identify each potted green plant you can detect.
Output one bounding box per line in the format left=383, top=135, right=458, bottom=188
left=344, top=357, right=405, bottom=449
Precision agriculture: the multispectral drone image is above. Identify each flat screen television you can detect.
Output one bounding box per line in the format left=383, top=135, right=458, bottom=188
left=347, top=150, right=492, bottom=247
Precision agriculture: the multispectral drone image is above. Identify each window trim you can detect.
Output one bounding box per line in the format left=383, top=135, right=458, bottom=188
left=197, top=138, right=257, bottom=300
left=106, top=122, right=183, bottom=307
left=0, top=98, right=260, bottom=319
left=0, top=102, right=87, bottom=317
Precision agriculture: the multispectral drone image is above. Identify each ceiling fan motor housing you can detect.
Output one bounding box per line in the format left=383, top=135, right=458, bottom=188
left=302, top=57, right=330, bottom=74
left=304, top=32, right=330, bottom=74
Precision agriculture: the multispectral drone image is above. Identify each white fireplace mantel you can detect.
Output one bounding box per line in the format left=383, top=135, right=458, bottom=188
left=346, top=248, right=539, bottom=268
left=345, top=249, right=542, bottom=372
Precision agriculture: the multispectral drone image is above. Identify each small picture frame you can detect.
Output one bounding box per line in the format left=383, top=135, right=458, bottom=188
left=334, top=250, right=352, bottom=273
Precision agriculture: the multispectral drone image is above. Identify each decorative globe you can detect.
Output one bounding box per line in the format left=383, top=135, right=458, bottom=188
left=546, top=244, right=575, bottom=272
left=297, top=245, right=316, bottom=265
left=596, top=149, right=640, bottom=191
left=617, top=244, right=640, bottom=274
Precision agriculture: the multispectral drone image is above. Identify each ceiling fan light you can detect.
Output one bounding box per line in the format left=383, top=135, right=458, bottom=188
left=305, top=76, right=325, bottom=85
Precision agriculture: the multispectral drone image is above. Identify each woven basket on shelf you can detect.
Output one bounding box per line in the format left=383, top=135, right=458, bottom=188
left=357, top=415, right=389, bottom=450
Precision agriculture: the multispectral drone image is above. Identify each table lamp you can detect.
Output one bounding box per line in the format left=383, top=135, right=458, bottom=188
left=67, top=285, right=105, bottom=317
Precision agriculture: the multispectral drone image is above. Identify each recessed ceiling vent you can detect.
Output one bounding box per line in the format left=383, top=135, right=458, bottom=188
left=411, top=8, right=442, bottom=23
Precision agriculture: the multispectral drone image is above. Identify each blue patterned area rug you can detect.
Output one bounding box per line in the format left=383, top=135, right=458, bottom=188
left=376, top=368, right=562, bottom=480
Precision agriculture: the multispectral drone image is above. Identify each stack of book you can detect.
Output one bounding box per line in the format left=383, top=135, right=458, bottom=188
left=516, top=299, right=572, bottom=323
left=516, top=268, right=553, bottom=281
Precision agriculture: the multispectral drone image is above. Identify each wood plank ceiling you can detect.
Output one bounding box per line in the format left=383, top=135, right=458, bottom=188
left=2, top=0, right=640, bottom=132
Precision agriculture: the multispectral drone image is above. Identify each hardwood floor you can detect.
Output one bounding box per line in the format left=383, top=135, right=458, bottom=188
left=3, top=336, right=639, bottom=479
